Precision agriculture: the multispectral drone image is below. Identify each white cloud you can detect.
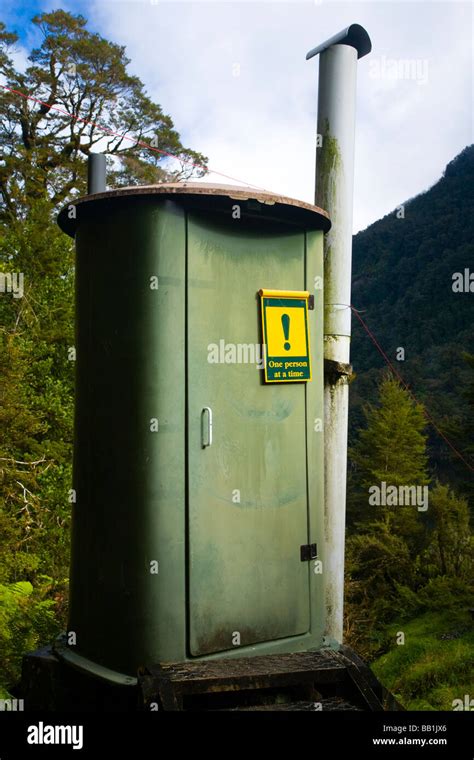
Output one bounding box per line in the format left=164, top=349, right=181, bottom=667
left=84, top=0, right=472, bottom=231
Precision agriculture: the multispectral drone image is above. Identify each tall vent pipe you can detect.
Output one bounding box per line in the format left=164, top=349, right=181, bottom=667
left=306, top=24, right=371, bottom=644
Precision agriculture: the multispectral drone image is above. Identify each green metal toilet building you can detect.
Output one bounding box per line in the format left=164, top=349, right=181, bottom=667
left=55, top=182, right=332, bottom=683
left=19, top=24, right=398, bottom=711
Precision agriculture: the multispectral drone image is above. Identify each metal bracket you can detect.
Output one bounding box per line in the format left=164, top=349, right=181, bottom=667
left=324, top=358, right=353, bottom=385
left=308, top=295, right=315, bottom=310
left=300, top=543, right=317, bottom=561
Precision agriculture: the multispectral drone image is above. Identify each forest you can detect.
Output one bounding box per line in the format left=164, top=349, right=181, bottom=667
left=0, top=10, right=473, bottom=710
left=346, top=146, right=474, bottom=709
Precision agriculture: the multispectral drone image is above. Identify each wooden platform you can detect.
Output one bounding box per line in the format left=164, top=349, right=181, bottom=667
left=138, top=648, right=386, bottom=711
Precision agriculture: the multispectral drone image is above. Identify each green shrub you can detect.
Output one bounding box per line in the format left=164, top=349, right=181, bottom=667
left=0, top=578, right=61, bottom=693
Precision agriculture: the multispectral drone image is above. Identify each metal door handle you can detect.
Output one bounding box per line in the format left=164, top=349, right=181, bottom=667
left=201, top=407, right=213, bottom=448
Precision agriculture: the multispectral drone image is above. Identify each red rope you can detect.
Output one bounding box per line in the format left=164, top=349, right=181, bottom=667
left=350, top=305, right=474, bottom=473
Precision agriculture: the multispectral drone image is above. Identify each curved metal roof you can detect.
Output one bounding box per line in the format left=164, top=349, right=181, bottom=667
left=58, top=182, right=331, bottom=237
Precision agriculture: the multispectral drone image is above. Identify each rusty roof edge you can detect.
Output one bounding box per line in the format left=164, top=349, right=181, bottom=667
left=57, top=182, right=331, bottom=235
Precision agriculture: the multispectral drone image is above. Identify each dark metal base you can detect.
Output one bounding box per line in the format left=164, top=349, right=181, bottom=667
left=20, top=645, right=402, bottom=712
left=21, top=646, right=138, bottom=711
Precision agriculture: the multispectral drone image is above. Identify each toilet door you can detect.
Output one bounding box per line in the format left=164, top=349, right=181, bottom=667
left=187, top=213, right=311, bottom=656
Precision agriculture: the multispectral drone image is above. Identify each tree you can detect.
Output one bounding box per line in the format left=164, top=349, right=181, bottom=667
left=444, top=353, right=474, bottom=512
left=344, top=522, right=414, bottom=655
left=345, top=374, right=473, bottom=661
left=421, top=482, right=472, bottom=579
left=0, top=198, right=74, bottom=585
left=348, top=375, right=429, bottom=547
left=0, top=10, right=208, bottom=222
left=351, top=375, right=429, bottom=487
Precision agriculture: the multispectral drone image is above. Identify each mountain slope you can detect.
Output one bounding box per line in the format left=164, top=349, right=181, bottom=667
left=349, top=145, right=474, bottom=487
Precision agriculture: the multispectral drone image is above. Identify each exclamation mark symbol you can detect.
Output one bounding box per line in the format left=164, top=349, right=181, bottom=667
left=281, top=313, right=291, bottom=351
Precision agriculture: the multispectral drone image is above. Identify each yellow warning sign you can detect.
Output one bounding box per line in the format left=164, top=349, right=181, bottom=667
left=259, top=289, right=312, bottom=383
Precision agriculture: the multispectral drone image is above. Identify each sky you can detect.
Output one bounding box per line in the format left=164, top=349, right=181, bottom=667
left=2, top=0, right=473, bottom=232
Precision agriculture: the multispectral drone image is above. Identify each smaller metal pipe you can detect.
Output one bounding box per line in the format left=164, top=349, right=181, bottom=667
left=87, top=153, right=106, bottom=195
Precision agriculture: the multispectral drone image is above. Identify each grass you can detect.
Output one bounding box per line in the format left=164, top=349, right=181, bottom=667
left=370, top=608, right=474, bottom=710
